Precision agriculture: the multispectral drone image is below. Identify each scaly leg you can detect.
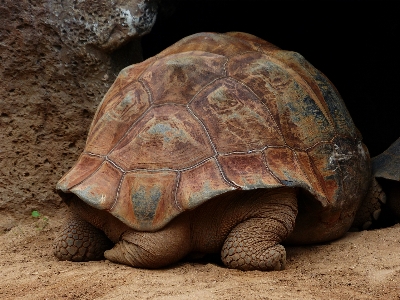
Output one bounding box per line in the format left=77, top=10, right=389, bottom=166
left=221, top=189, right=297, bottom=271
left=54, top=215, right=113, bottom=262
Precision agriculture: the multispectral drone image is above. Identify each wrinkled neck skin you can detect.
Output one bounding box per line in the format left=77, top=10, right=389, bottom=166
left=67, top=187, right=297, bottom=254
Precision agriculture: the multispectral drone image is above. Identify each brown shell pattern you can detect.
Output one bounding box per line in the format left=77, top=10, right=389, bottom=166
left=57, top=32, right=370, bottom=231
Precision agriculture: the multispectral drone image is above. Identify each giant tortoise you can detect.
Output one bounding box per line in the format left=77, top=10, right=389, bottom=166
left=54, top=32, right=399, bottom=271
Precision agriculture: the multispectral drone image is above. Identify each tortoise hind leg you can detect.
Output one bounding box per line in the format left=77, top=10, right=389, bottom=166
left=351, top=178, right=387, bottom=230
left=104, top=214, right=191, bottom=268
left=221, top=189, right=297, bottom=271
left=54, top=215, right=113, bottom=262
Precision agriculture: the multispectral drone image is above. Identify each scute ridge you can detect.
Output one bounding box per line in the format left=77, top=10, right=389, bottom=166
left=138, top=78, right=154, bottom=105
left=105, top=105, right=153, bottom=156
left=67, top=159, right=106, bottom=192
left=261, top=51, right=337, bottom=132
left=225, top=75, right=287, bottom=147
left=173, top=171, right=182, bottom=211
left=184, top=104, right=241, bottom=189
left=109, top=173, right=126, bottom=211
left=185, top=105, right=218, bottom=155
left=261, top=151, right=283, bottom=185
left=306, top=152, right=330, bottom=203
left=186, top=75, right=228, bottom=106
left=292, top=150, right=320, bottom=197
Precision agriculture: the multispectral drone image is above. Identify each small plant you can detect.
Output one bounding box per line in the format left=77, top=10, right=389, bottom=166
left=31, top=210, right=49, bottom=231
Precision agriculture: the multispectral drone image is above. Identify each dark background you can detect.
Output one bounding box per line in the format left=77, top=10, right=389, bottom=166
left=142, top=0, right=399, bottom=157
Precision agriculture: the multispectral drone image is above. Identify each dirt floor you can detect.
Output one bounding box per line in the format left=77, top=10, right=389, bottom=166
left=0, top=208, right=399, bottom=300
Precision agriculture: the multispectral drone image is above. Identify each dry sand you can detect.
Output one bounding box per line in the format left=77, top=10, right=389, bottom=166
left=1, top=208, right=399, bottom=300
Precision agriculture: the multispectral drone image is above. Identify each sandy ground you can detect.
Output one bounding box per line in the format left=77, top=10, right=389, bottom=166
left=1, top=209, right=399, bottom=300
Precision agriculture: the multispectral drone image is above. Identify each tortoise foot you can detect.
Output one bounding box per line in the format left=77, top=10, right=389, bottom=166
left=221, top=190, right=297, bottom=271
left=221, top=218, right=288, bottom=271
left=222, top=238, right=286, bottom=271
left=54, top=216, right=112, bottom=262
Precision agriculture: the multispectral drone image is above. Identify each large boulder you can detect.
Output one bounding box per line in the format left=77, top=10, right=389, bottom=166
left=0, top=0, right=158, bottom=225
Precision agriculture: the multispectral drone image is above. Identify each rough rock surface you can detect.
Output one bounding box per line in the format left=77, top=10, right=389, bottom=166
left=0, top=0, right=158, bottom=227
left=47, top=0, right=158, bottom=53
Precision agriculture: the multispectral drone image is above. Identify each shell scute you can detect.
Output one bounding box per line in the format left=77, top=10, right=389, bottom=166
left=176, top=159, right=235, bottom=211
left=312, top=71, right=359, bottom=139
left=85, top=82, right=151, bottom=155
left=70, top=161, right=123, bottom=210
left=57, top=154, right=104, bottom=192
left=190, top=77, right=285, bottom=154
left=218, top=152, right=281, bottom=189
left=157, top=32, right=258, bottom=58
left=294, top=150, right=327, bottom=200
left=90, top=57, right=157, bottom=128
left=306, top=142, right=340, bottom=203
left=264, top=147, right=316, bottom=196
left=114, top=171, right=178, bottom=231
left=228, top=51, right=335, bottom=149
left=225, top=32, right=280, bottom=52
left=272, top=51, right=359, bottom=139
left=108, top=105, right=215, bottom=170
left=140, top=51, right=226, bottom=105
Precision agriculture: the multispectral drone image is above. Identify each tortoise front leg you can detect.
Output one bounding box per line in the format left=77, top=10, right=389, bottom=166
left=54, top=215, right=113, bottom=262
left=221, top=189, right=298, bottom=271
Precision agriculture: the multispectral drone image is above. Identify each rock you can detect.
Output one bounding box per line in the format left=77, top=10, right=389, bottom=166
left=0, top=0, right=158, bottom=218
left=46, top=0, right=159, bottom=53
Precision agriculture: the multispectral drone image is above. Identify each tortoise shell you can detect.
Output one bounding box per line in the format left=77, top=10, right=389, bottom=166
left=57, top=32, right=370, bottom=231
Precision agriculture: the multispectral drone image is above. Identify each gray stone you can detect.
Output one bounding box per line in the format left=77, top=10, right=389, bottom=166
left=46, top=0, right=159, bottom=53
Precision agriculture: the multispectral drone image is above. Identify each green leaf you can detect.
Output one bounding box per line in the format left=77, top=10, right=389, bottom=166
left=31, top=210, right=41, bottom=218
